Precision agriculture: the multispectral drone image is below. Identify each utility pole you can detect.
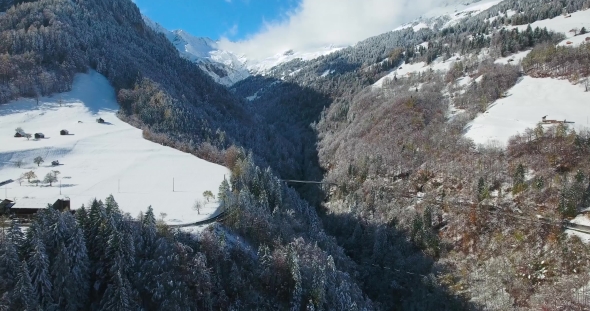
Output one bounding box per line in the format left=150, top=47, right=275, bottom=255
left=173, top=178, right=175, bottom=192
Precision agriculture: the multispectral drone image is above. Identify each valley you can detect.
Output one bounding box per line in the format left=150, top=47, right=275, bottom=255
left=1, top=0, right=590, bottom=309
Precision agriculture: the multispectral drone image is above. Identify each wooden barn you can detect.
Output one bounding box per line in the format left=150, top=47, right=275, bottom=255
left=34, top=133, right=45, bottom=139
left=52, top=198, right=71, bottom=212
left=14, top=132, right=23, bottom=138
left=60, top=129, right=69, bottom=135
left=0, top=199, right=41, bottom=220
left=96, top=117, right=105, bottom=123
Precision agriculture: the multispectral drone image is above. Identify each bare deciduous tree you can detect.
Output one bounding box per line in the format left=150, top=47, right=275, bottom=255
left=203, top=190, right=215, bottom=202
left=43, top=171, right=58, bottom=186
left=13, top=159, right=24, bottom=168
left=23, top=170, right=36, bottom=183
left=33, top=156, right=44, bottom=166
left=193, top=200, right=203, bottom=215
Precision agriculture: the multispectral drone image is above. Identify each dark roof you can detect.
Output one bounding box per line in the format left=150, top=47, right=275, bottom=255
left=0, top=199, right=15, bottom=214
left=0, top=179, right=14, bottom=187
left=0, top=199, right=15, bottom=207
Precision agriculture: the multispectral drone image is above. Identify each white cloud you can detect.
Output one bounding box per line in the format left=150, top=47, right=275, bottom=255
left=219, top=0, right=456, bottom=60
left=225, top=23, right=239, bottom=37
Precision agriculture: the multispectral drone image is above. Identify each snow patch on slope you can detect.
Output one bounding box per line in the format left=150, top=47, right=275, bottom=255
left=464, top=77, right=590, bottom=146
left=494, top=50, right=531, bottom=65
left=0, top=71, right=229, bottom=225
left=397, top=0, right=503, bottom=31
left=246, top=46, right=345, bottom=75
left=511, top=9, right=590, bottom=47
left=373, top=56, right=456, bottom=88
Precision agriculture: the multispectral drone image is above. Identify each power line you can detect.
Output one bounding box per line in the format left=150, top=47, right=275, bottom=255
left=280, top=179, right=338, bottom=185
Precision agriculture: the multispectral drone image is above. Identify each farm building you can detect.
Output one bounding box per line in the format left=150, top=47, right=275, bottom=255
left=52, top=198, right=71, bottom=212
left=14, top=132, right=23, bottom=138
left=0, top=199, right=15, bottom=215
left=96, top=117, right=104, bottom=123
left=60, top=129, right=69, bottom=135
left=34, top=133, right=45, bottom=139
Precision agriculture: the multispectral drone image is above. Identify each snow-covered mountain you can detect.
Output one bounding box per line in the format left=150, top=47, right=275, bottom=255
left=243, top=46, right=345, bottom=75
left=143, top=16, right=250, bottom=86
left=394, top=0, right=503, bottom=31
left=143, top=16, right=347, bottom=83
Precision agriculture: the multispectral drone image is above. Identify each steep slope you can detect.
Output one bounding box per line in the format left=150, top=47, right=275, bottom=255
left=0, top=71, right=229, bottom=225
left=0, top=1, right=376, bottom=309
left=465, top=76, right=590, bottom=146
left=231, top=0, right=590, bottom=309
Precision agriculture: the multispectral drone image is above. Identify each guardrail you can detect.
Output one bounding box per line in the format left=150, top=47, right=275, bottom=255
left=169, top=211, right=227, bottom=228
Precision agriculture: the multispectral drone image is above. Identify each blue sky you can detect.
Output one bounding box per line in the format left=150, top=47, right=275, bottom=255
left=135, top=0, right=447, bottom=60
left=135, top=0, right=300, bottom=41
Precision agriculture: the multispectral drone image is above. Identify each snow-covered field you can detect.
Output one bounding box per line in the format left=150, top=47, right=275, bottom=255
left=494, top=49, right=531, bottom=65
left=511, top=8, right=590, bottom=47
left=0, top=71, right=229, bottom=225
left=373, top=57, right=455, bottom=88
left=464, top=76, right=590, bottom=146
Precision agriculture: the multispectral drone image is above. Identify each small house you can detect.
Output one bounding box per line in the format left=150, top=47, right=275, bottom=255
left=566, top=41, right=573, bottom=45
left=34, top=133, right=45, bottom=139
left=14, top=132, right=23, bottom=138
left=60, top=129, right=69, bottom=135
left=96, top=118, right=105, bottom=124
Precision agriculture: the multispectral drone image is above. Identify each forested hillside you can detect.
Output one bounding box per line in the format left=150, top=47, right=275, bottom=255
left=2, top=0, right=590, bottom=309
left=232, top=0, right=590, bottom=309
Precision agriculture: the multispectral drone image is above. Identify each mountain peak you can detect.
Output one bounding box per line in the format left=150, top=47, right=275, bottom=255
left=142, top=15, right=249, bottom=86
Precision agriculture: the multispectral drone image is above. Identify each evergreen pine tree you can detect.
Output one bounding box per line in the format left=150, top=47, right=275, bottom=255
left=0, top=235, right=20, bottom=294
left=26, top=225, right=53, bottom=309
left=141, top=206, right=157, bottom=254
left=513, top=164, right=526, bottom=194
left=51, top=241, right=71, bottom=308
left=7, top=219, right=25, bottom=249
left=287, top=245, right=302, bottom=311
left=99, top=271, right=133, bottom=311
left=66, top=226, right=90, bottom=311
left=12, top=261, right=39, bottom=311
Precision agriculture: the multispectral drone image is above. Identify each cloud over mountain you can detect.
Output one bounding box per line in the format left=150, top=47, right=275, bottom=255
left=219, top=0, right=455, bottom=60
